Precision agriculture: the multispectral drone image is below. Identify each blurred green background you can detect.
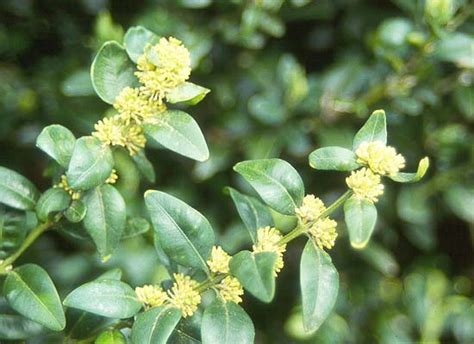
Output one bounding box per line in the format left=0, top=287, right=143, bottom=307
left=0, top=0, right=473, bottom=342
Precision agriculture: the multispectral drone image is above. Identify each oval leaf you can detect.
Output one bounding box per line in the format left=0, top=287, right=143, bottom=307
left=353, top=109, right=387, bottom=150
left=83, top=184, right=126, bottom=258
left=166, top=82, right=210, bottom=105
left=123, top=26, right=160, bottom=63
left=63, top=279, right=141, bottom=319
left=131, top=150, right=156, bottom=183
left=0, top=167, right=39, bottom=210
left=226, top=187, right=274, bottom=243
left=131, top=306, right=181, bottom=344
left=36, top=125, right=76, bottom=168
left=145, top=190, right=214, bottom=273
left=64, top=200, right=87, bottom=223
left=0, top=313, right=45, bottom=340
left=229, top=250, right=276, bottom=303
left=300, top=240, right=339, bottom=332
left=144, top=110, right=209, bottom=162
left=344, top=196, right=378, bottom=249
left=66, top=136, right=114, bottom=190
left=309, top=147, right=360, bottom=171
left=36, top=188, right=71, bottom=222
left=233, top=159, right=304, bottom=215
left=95, top=329, right=127, bottom=344
left=389, top=157, right=429, bottom=183
left=91, top=41, right=138, bottom=104
left=202, top=299, right=255, bottom=344
left=4, top=264, right=65, bottom=331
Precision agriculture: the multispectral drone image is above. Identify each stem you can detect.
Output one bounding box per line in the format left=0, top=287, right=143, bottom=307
left=278, top=190, right=353, bottom=246
left=0, top=220, right=55, bottom=271
left=196, top=274, right=226, bottom=293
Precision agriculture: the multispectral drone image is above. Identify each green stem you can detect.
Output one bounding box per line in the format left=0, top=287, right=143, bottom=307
left=278, top=190, right=353, bottom=246
left=196, top=274, right=226, bottom=293
left=0, top=220, right=55, bottom=271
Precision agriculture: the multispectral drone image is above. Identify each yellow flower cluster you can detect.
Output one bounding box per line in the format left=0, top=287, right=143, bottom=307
left=217, top=276, right=244, bottom=304
left=346, top=168, right=385, bottom=203
left=135, top=284, right=167, bottom=308
left=252, top=226, right=287, bottom=276
left=105, top=169, right=118, bottom=184
left=207, top=246, right=231, bottom=274
left=167, top=273, right=201, bottom=318
left=136, top=37, right=191, bottom=103
left=356, top=141, right=405, bottom=176
left=295, top=194, right=326, bottom=223
left=309, top=218, right=338, bottom=250
left=113, top=87, right=166, bottom=125
left=55, top=175, right=80, bottom=200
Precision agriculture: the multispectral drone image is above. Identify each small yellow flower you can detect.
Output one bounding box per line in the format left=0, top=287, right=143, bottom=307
left=135, top=284, right=167, bottom=308
left=346, top=168, right=384, bottom=203
left=295, top=194, right=326, bottom=223
left=54, top=175, right=80, bottom=199
left=135, top=37, right=191, bottom=103
left=167, top=273, right=201, bottom=318
left=92, top=116, right=146, bottom=155
left=356, top=141, right=405, bottom=176
left=252, top=226, right=287, bottom=276
left=207, top=246, right=231, bottom=274
left=105, top=169, right=118, bottom=184
left=217, top=276, right=244, bottom=304
left=114, top=87, right=166, bottom=125
left=308, top=218, right=338, bottom=250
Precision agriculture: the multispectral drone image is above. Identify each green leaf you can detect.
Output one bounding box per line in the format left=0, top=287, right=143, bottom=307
left=64, top=200, right=87, bottom=223
left=166, top=82, right=210, bottom=105
left=144, top=110, right=209, bottom=162
left=61, top=69, right=95, bottom=97
left=4, top=264, right=65, bottom=331
left=300, top=240, right=339, bottom=332
left=0, top=313, right=45, bottom=340
left=96, top=268, right=123, bottom=281
left=132, top=150, right=156, bottom=183
left=233, top=159, right=304, bottom=215
left=229, top=251, right=277, bottom=303
left=63, top=279, right=141, bottom=319
left=122, top=217, right=151, bottom=239
left=66, top=136, right=114, bottom=190
left=36, top=188, right=71, bottom=222
left=226, top=187, right=274, bottom=243
left=83, top=184, right=126, bottom=258
left=66, top=308, right=117, bottom=340
left=434, top=32, right=474, bottom=69
left=353, top=109, right=387, bottom=150
left=36, top=125, right=76, bottom=168
left=309, top=147, right=360, bottom=171
left=145, top=190, right=214, bottom=273
left=0, top=167, right=40, bottom=210
left=202, top=299, right=255, bottom=344
left=131, top=306, right=181, bottom=344
left=344, top=196, right=378, bottom=249
left=91, top=41, right=138, bottom=104
left=389, top=157, right=429, bottom=183
left=95, top=329, right=127, bottom=344
left=123, top=26, right=159, bottom=63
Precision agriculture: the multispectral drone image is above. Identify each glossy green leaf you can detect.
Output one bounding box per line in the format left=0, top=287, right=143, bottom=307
left=95, top=329, right=127, bottom=344
left=131, top=306, right=181, bottom=344
left=63, top=279, right=141, bottom=319
left=4, top=264, right=65, bottom=331
left=353, top=109, right=387, bottom=150
left=144, top=110, right=209, bottom=162
left=83, top=184, right=126, bottom=258
left=36, top=188, right=70, bottom=221
left=226, top=187, right=274, bottom=243
left=66, top=136, right=114, bottom=190
left=202, top=299, right=255, bottom=344
left=122, top=217, right=150, bottom=239
left=64, top=200, right=87, bottom=223
left=166, top=82, right=210, bottom=105
left=300, top=240, right=339, bottom=332
left=309, top=147, right=360, bottom=171
left=91, top=41, right=138, bottom=104
left=0, top=313, right=45, bottom=340
left=389, top=157, right=429, bottom=183
left=344, top=196, right=378, bottom=249
left=145, top=190, right=214, bottom=273
left=132, top=150, right=156, bottom=183
left=229, top=250, right=277, bottom=303
left=36, top=125, right=76, bottom=168
left=0, top=167, right=39, bottom=210
left=123, top=26, right=159, bottom=63
left=233, top=159, right=304, bottom=215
